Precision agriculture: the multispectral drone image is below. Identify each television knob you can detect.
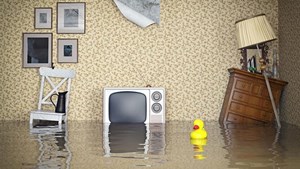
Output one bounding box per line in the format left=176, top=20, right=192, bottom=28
left=151, top=91, right=162, bottom=102
left=152, top=103, right=162, bottom=113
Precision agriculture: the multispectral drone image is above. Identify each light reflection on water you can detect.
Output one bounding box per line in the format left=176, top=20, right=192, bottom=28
left=1, top=121, right=300, bottom=168
left=190, top=138, right=207, bottom=160
left=29, top=126, right=72, bottom=169
left=220, top=124, right=284, bottom=168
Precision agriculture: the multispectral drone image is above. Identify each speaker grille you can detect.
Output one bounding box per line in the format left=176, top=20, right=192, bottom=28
left=151, top=103, right=162, bottom=113
left=151, top=91, right=162, bottom=102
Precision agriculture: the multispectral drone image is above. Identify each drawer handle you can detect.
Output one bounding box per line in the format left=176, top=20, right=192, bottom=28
left=239, top=95, right=243, bottom=99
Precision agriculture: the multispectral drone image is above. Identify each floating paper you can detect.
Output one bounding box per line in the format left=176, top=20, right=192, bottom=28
left=113, top=0, right=160, bottom=28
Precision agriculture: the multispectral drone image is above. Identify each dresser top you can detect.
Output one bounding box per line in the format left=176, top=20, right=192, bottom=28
left=228, top=68, right=288, bottom=86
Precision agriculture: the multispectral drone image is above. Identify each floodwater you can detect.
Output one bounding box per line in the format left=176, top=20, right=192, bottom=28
left=0, top=121, right=300, bottom=169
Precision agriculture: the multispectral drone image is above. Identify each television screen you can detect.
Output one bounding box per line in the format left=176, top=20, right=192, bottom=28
left=109, top=91, right=147, bottom=123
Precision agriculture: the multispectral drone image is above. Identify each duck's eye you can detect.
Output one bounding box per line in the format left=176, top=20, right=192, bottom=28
left=193, top=125, right=199, bottom=130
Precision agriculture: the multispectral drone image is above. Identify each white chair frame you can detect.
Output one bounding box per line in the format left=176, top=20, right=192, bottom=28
left=30, top=67, right=76, bottom=128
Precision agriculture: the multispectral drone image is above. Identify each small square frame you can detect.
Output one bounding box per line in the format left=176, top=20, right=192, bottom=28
left=34, top=8, right=52, bottom=29
left=57, top=2, right=86, bottom=34
left=23, top=33, right=52, bottom=68
left=57, top=39, right=78, bottom=63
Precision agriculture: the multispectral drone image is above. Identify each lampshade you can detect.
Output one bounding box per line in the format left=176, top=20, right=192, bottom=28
left=235, top=14, right=276, bottom=49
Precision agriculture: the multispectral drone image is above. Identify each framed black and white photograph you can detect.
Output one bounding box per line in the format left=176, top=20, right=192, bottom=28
left=58, top=39, right=78, bottom=63
left=34, top=8, right=52, bottom=29
left=23, top=33, right=52, bottom=68
left=247, top=48, right=262, bottom=73
left=57, top=2, right=85, bottom=34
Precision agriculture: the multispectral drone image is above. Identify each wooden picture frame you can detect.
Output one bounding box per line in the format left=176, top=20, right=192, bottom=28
left=240, top=44, right=269, bottom=73
left=34, top=8, right=52, bottom=29
left=57, top=2, right=86, bottom=34
left=57, top=39, right=78, bottom=63
left=22, top=33, right=52, bottom=68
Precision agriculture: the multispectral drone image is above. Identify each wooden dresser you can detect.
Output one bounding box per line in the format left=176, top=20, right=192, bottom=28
left=219, top=68, right=288, bottom=124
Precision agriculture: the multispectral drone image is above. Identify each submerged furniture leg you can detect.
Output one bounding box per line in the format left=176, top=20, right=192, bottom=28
left=263, top=73, right=281, bottom=128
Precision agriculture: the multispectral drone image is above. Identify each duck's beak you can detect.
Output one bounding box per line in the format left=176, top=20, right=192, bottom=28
left=193, top=125, right=199, bottom=130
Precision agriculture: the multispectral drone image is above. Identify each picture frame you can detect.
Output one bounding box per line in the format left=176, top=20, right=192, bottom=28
left=34, top=8, right=52, bottom=29
left=246, top=48, right=262, bottom=73
left=57, top=39, right=78, bottom=63
left=22, top=33, right=52, bottom=68
left=240, top=44, right=267, bottom=73
left=57, top=2, right=86, bottom=34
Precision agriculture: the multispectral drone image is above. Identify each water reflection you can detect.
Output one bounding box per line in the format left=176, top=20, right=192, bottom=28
left=103, top=123, right=165, bottom=157
left=190, top=139, right=207, bottom=160
left=2, top=121, right=300, bottom=168
left=30, top=125, right=72, bottom=169
left=220, top=124, right=283, bottom=168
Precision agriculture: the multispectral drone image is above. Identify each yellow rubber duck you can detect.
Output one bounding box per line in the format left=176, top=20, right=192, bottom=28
left=190, top=119, right=207, bottom=139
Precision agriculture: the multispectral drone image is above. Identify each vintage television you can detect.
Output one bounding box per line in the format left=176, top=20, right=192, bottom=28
left=103, top=87, right=165, bottom=123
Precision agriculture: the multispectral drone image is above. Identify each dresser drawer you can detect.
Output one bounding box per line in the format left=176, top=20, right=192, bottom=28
left=262, top=100, right=272, bottom=110
left=262, top=88, right=281, bottom=102
left=232, top=91, right=272, bottom=111
left=235, top=80, right=252, bottom=92
left=229, top=102, right=273, bottom=122
left=251, top=84, right=262, bottom=95
left=227, top=113, right=265, bottom=124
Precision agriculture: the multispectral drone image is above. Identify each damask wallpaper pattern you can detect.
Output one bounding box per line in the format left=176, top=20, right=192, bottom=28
left=0, top=0, right=278, bottom=121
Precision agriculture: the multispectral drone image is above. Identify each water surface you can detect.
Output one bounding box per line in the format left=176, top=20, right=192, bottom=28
left=0, top=121, right=300, bottom=169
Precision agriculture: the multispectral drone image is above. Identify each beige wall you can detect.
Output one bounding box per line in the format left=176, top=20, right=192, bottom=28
left=278, top=0, right=300, bottom=126
left=0, top=0, right=278, bottom=121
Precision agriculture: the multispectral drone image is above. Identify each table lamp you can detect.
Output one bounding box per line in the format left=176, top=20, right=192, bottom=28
left=235, top=14, right=281, bottom=127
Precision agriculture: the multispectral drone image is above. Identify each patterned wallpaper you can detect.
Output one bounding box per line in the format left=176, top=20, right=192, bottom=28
left=0, top=0, right=278, bottom=121
left=278, top=0, right=300, bottom=126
